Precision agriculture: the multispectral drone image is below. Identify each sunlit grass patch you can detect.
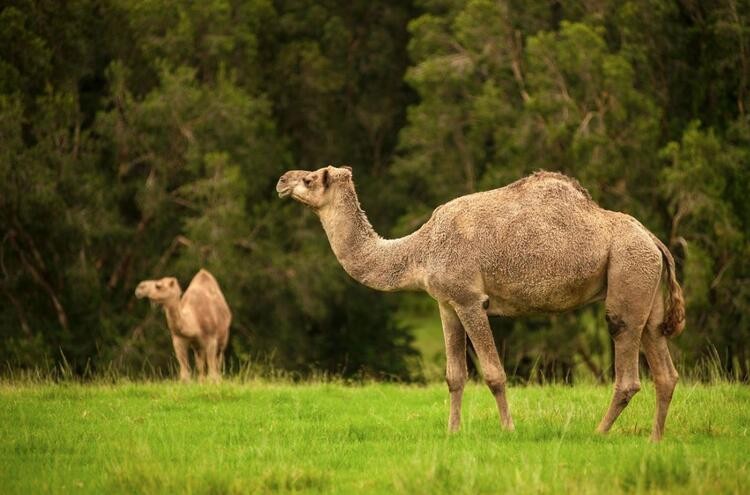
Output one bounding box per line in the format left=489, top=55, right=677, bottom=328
left=0, top=381, right=747, bottom=494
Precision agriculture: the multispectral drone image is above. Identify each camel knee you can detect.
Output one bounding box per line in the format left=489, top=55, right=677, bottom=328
left=446, top=370, right=467, bottom=392
left=606, top=311, right=627, bottom=338
left=656, top=369, right=678, bottom=386
left=485, top=374, right=508, bottom=396
left=614, top=382, right=641, bottom=406
left=670, top=370, right=679, bottom=387
left=654, top=371, right=678, bottom=397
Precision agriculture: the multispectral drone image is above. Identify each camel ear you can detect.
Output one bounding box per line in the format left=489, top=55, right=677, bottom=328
left=322, top=168, right=331, bottom=188
left=342, top=165, right=352, bottom=173
left=169, top=279, right=175, bottom=288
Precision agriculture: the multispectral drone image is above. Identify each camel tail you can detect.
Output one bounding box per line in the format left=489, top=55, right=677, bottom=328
left=649, top=233, right=686, bottom=338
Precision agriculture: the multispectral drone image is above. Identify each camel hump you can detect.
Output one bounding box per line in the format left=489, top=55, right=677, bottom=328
left=191, top=268, right=219, bottom=288
left=184, top=269, right=231, bottom=328
left=507, top=170, right=594, bottom=202
left=195, top=268, right=214, bottom=280
left=186, top=269, right=226, bottom=302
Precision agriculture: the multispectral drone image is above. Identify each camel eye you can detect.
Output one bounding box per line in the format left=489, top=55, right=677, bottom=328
left=303, top=177, right=313, bottom=187
left=155, top=283, right=162, bottom=289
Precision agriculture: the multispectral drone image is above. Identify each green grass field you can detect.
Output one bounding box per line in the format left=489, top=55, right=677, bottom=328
left=1, top=381, right=748, bottom=494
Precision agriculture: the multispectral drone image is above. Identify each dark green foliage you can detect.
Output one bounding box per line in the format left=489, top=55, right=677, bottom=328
left=0, top=0, right=747, bottom=380
left=0, top=0, right=417, bottom=379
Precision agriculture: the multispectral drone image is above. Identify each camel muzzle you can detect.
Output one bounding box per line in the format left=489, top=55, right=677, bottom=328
left=277, top=188, right=291, bottom=198
left=276, top=179, right=292, bottom=198
left=135, top=284, right=148, bottom=299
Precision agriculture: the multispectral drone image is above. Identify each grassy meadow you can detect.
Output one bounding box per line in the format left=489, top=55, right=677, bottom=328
left=1, top=380, right=748, bottom=494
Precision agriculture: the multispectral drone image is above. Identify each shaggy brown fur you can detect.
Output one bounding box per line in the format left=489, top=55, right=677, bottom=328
left=277, top=166, right=685, bottom=441
left=135, top=269, right=231, bottom=382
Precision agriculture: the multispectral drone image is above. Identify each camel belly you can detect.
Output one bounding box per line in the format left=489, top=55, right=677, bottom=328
left=483, top=225, right=609, bottom=316
left=486, top=275, right=606, bottom=316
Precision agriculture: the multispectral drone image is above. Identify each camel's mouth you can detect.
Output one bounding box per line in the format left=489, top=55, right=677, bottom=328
left=289, top=191, right=315, bottom=208
left=276, top=178, right=293, bottom=198
left=135, top=289, right=157, bottom=307
left=276, top=182, right=312, bottom=206
left=277, top=171, right=310, bottom=200
left=136, top=293, right=166, bottom=308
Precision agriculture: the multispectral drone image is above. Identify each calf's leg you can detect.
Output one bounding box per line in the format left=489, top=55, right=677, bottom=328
left=194, top=348, right=207, bottom=382
left=172, top=336, right=191, bottom=382
left=205, top=338, right=220, bottom=382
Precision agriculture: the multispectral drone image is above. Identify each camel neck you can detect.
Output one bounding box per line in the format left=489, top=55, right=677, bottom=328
left=317, top=185, right=424, bottom=292
left=162, top=298, right=183, bottom=334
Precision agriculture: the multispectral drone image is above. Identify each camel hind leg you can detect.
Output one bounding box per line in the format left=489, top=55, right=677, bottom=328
left=596, top=312, right=644, bottom=434
left=597, top=230, right=662, bottom=435
left=642, top=292, right=679, bottom=441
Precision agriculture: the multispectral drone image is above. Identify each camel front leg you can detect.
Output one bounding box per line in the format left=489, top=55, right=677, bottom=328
left=453, top=300, right=514, bottom=431
left=439, top=302, right=468, bottom=432
left=172, top=336, right=191, bottom=383
left=205, top=339, right=220, bottom=382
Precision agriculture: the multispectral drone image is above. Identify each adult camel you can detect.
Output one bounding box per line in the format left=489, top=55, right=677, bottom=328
left=277, top=166, right=685, bottom=441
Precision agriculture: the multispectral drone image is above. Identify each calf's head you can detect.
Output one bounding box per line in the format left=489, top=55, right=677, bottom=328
left=135, top=277, right=181, bottom=304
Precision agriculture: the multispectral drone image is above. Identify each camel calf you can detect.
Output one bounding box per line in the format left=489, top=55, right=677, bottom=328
left=135, top=269, right=231, bottom=382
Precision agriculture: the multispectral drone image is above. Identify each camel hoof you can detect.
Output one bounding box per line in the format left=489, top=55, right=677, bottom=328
left=595, top=423, right=611, bottom=435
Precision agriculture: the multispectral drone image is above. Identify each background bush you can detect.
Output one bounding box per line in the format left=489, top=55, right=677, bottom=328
left=0, top=0, right=747, bottom=381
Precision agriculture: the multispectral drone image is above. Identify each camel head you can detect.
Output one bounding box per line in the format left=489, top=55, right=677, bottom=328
left=135, top=277, right=182, bottom=304
left=276, top=165, right=353, bottom=210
